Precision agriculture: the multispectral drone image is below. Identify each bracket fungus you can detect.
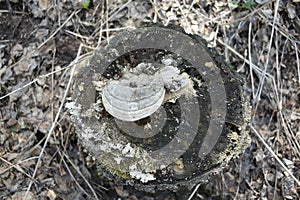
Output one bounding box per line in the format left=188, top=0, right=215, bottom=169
left=102, top=62, right=191, bottom=122
left=68, top=25, right=251, bottom=192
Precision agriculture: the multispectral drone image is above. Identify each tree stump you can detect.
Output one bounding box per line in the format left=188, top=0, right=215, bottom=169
left=68, top=25, right=251, bottom=192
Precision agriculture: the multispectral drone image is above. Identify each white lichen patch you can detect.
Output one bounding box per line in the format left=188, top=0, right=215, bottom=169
left=65, top=101, right=81, bottom=116
left=228, top=131, right=239, bottom=144
left=121, top=143, right=135, bottom=157
left=216, top=126, right=251, bottom=164
left=114, top=157, right=123, bottom=165
left=129, top=167, right=156, bottom=183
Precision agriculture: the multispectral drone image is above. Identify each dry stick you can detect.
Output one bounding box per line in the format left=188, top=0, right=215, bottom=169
left=217, top=0, right=273, bottom=26
left=64, top=30, right=100, bottom=50
left=217, top=1, right=300, bottom=193
left=258, top=12, right=300, bottom=47
left=220, top=25, right=226, bottom=60
left=0, top=9, right=27, bottom=14
left=295, top=43, right=300, bottom=84
left=0, top=156, right=38, bottom=177
left=253, top=0, right=280, bottom=113
left=96, top=1, right=105, bottom=48
left=57, top=151, right=92, bottom=198
left=264, top=14, right=300, bottom=45
left=0, top=79, right=38, bottom=101
left=250, top=125, right=300, bottom=186
left=0, top=54, right=90, bottom=101
left=95, top=1, right=135, bottom=48
left=218, top=38, right=281, bottom=109
left=51, top=48, right=56, bottom=126
left=187, top=182, right=201, bottom=200
left=37, top=10, right=80, bottom=50
left=93, top=0, right=133, bottom=38
left=57, top=148, right=101, bottom=199
left=174, top=0, right=186, bottom=22
left=272, top=27, right=300, bottom=157
left=65, top=30, right=90, bottom=40
left=92, top=0, right=102, bottom=17
left=280, top=112, right=300, bottom=156
left=275, top=30, right=282, bottom=112
left=218, top=35, right=298, bottom=187
left=106, top=0, right=110, bottom=44
left=217, top=39, right=270, bottom=77
left=273, top=31, right=300, bottom=157
left=184, top=0, right=197, bottom=19
left=151, top=0, right=158, bottom=23
left=275, top=39, right=300, bottom=157
left=0, top=10, right=84, bottom=101
left=100, top=26, right=136, bottom=32
left=248, top=22, right=256, bottom=100
left=24, top=44, right=83, bottom=200
left=234, top=162, right=242, bottom=200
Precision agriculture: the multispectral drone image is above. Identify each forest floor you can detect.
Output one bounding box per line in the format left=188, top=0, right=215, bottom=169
left=0, top=0, right=300, bottom=199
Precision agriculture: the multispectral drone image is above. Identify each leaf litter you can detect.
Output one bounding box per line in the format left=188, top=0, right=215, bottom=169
left=0, top=0, right=300, bottom=199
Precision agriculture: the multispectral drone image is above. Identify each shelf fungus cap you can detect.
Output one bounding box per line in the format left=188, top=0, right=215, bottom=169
left=102, top=63, right=190, bottom=122
left=102, top=72, right=165, bottom=122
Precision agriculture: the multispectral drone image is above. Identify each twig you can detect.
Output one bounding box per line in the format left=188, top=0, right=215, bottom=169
left=217, top=0, right=273, bottom=26
left=295, top=43, right=300, bottom=84
left=93, top=0, right=133, bottom=38
left=217, top=38, right=272, bottom=78
left=57, top=148, right=102, bottom=199
left=184, top=0, right=197, bottom=20
left=0, top=156, right=38, bottom=177
left=24, top=44, right=83, bottom=200
left=187, top=183, right=201, bottom=200
left=0, top=9, right=27, bottom=14
left=250, top=125, right=300, bottom=186
left=253, top=0, right=280, bottom=111
left=0, top=53, right=91, bottom=101
left=248, top=22, right=256, bottom=100
left=37, top=10, right=80, bottom=50
left=218, top=34, right=281, bottom=111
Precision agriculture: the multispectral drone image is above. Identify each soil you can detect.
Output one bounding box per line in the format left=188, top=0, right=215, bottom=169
left=0, top=0, right=300, bottom=200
